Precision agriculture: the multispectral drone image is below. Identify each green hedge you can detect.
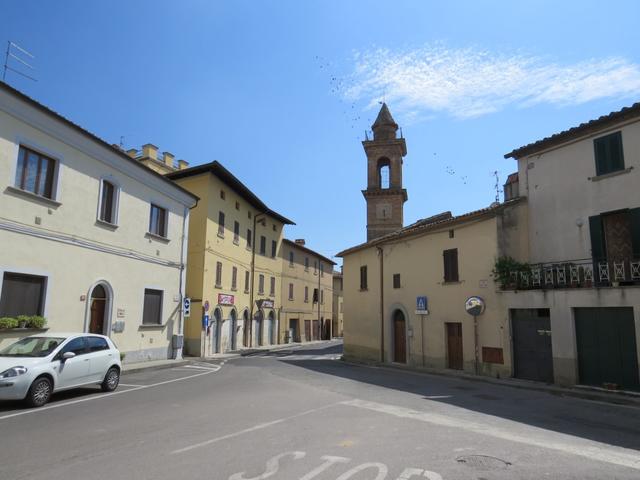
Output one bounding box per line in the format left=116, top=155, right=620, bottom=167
left=0, top=315, right=47, bottom=329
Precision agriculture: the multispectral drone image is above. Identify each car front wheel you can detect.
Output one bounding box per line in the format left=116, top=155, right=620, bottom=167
left=101, top=367, right=120, bottom=392
left=26, top=377, right=52, bottom=408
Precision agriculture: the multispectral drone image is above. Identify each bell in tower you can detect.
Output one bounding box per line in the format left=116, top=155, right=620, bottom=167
left=362, top=103, right=408, bottom=241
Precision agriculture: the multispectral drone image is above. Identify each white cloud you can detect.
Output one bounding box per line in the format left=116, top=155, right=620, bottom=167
left=345, top=44, right=640, bottom=119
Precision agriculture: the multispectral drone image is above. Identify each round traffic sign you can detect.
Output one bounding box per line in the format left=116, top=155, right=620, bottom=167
left=465, top=296, right=485, bottom=316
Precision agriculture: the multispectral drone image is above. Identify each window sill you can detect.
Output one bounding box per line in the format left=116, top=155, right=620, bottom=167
left=233, top=239, right=240, bottom=246
left=215, top=284, right=222, bottom=289
left=442, top=280, right=462, bottom=285
left=5, top=186, right=61, bottom=208
left=95, top=219, right=118, bottom=230
left=258, top=292, right=264, bottom=296
left=589, top=166, right=633, bottom=182
left=217, top=233, right=225, bottom=239
left=359, top=288, right=368, bottom=292
left=145, top=232, right=170, bottom=243
left=244, top=290, right=250, bottom=294
left=231, top=287, right=237, bottom=292
left=139, top=323, right=166, bottom=330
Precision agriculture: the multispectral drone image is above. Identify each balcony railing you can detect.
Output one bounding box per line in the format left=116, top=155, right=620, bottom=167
left=496, top=258, right=640, bottom=290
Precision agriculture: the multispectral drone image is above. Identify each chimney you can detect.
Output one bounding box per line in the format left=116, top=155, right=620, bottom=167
left=178, top=160, right=189, bottom=170
left=126, top=148, right=138, bottom=158
left=142, top=143, right=158, bottom=160
left=294, top=239, right=306, bottom=246
left=163, top=152, right=175, bottom=169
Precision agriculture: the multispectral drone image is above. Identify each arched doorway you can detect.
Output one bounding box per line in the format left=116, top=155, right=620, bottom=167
left=89, top=284, right=108, bottom=334
left=211, top=308, right=222, bottom=354
left=228, top=309, right=237, bottom=351
left=267, top=311, right=275, bottom=345
left=393, top=309, right=407, bottom=363
left=254, top=310, right=264, bottom=347
left=242, top=309, right=250, bottom=347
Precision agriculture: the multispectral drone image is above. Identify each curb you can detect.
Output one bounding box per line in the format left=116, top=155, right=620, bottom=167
left=122, top=359, right=191, bottom=375
left=341, top=358, right=640, bottom=408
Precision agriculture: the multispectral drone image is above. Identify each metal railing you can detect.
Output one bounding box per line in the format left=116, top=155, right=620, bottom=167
left=498, top=257, right=640, bottom=290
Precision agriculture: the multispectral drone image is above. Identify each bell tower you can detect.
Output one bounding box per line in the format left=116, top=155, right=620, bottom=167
left=362, top=103, right=408, bottom=241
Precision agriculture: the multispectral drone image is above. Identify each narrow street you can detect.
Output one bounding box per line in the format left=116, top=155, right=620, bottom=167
left=0, top=340, right=639, bottom=480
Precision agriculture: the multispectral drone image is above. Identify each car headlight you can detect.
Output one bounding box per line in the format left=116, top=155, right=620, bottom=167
left=0, top=367, right=28, bottom=379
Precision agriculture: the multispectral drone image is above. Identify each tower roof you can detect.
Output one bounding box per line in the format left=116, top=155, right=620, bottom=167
left=372, top=103, right=398, bottom=130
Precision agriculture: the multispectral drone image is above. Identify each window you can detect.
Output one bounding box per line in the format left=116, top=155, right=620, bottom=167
left=289, top=251, right=294, bottom=267
left=288, top=283, right=294, bottom=300
left=360, top=266, right=368, bottom=290
left=258, top=274, right=264, bottom=294
left=314, top=260, right=318, bottom=275
left=247, top=229, right=252, bottom=249
left=320, top=263, right=324, bottom=277
left=149, top=204, right=168, bottom=237
left=594, top=131, right=624, bottom=176
left=313, top=288, right=319, bottom=303
left=220, top=189, right=225, bottom=200
left=304, top=286, right=309, bottom=303
left=99, top=180, right=118, bottom=224
left=443, top=248, right=459, bottom=282
left=244, top=270, right=250, bottom=293
left=305, top=257, right=309, bottom=271
left=379, top=164, right=390, bottom=189
left=321, top=289, right=324, bottom=304
left=393, top=273, right=401, bottom=289
left=14, top=146, right=56, bottom=199
left=0, top=272, right=46, bottom=317
left=248, top=211, right=252, bottom=219
left=272, top=224, right=276, bottom=232
left=233, top=221, right=240, bottom=244
left=87, top=336, right=109, bottom=352
left=260, top=236, right=266, bottom=255
left=231, top=266, right=238, bottom=291
left=218, top=211, right=225, bottom=236
left=271, top=240, right=277, bottom=258
left=270, top=276, right=275, bottom=296
left=215, top=262, right=223, bottom=287
left=142, top=289, right=163, bottom=325
left=449, top=229, right=455, bottom=239
left=235, top=201, right=240, bottom=210
left=60, top=337, right=88, bottom=356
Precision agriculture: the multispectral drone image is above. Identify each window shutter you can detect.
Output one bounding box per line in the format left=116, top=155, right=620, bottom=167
left=630, top=208, right=640, bottom=259
left=594, top=137, right=610, bottom=176
left=588, top=215, right=605, bottom=260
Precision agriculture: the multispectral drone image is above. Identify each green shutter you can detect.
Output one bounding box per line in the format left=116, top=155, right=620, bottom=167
left=630, top=208, right=640, bottom=259
left=594, top=137, right=609, bottom=176
left=589, top=215, right=605, bottom=261
left=610, top=132, right=625, bottom=172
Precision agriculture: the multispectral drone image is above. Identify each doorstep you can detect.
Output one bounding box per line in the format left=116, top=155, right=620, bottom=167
left=342, top=358, right=640, bottom=408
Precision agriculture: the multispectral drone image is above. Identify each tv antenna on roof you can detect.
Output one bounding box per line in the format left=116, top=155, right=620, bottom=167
left=3, top=41, right=37, bottom=83
left=493, top=170, right=500, bottom=203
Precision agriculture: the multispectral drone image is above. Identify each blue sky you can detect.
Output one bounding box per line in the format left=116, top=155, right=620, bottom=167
left=3, top=1, right=640, bottom=265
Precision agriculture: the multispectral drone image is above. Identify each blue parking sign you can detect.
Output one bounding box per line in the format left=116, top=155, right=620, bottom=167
left=416, top=296, right=428, bottom=311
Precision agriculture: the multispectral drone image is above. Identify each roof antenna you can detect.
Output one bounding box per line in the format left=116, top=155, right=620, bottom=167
left=119, top=136, right=125, bottom=149
left=3, top=41, right=36, bottom=83
left=493, top=170, right=500, bottom=203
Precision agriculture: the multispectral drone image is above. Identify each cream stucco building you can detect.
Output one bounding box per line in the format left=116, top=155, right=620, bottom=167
left=279, top=239, right=334, bottom=343
left=0, top=82, right=198, bottom=362
left=501, top=102, right=640, bottom=389
left=166, top=162, right=294, bottom=356
left=332, top=271, right=344, bottom=338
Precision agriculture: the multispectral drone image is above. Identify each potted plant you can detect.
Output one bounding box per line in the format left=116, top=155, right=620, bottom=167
left=492, top=257, right=531, bottom=290
left=27, top=315, right=47, bottom=329
left=17, top=315, right=30, bottom=329
left=0, top=317, right=18, bottom=329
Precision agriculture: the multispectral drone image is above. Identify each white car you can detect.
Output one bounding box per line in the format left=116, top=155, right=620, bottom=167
left=0, top=333, right=121, bottom=407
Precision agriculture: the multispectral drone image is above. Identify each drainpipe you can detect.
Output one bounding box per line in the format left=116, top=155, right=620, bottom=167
left=377, top=246, right=384, bottom=363
left=249, top=213, right=266, bottom=347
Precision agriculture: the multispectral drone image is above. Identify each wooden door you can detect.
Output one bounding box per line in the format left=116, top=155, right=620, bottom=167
left=393, top=310, right=406, bottom=363
left=89, top=299, right=105, bottom=334
left=446, top=323, right=463, bottom=370
left=304, top=320, right=311, bottom=342
left=312, top=320, right=320, bottom=340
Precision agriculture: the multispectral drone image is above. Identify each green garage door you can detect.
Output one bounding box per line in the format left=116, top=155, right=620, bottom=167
left=575, top=307, right=639, bottom=390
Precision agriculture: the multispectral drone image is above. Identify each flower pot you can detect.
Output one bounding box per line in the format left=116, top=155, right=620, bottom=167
left=18, top=321, right=27, bottom=328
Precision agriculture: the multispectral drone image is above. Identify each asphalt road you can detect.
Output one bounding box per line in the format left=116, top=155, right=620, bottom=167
left=1, top=340, right=639, bottom=480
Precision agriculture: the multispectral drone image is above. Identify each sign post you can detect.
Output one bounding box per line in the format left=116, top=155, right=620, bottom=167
left=464, top=296, right=486, bottom=375
left=415, top=296, right=429, bottom=367
left=183, top=297, right=191, bottom=318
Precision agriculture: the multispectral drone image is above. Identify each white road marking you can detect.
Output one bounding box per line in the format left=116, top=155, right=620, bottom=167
left=171, top=402, right=342, bottom=455
left=118, top=383, right=144, bottom=387
left=182, top=364, right=221, bottom=371
left=229, top=451, right=306, bottom=480
left=342, top=399, right=640, bottom=470
left=0, top=369, right=216, bottom=422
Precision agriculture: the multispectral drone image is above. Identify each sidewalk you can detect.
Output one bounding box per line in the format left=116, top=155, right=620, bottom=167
left=344, top=358, right=640, bottom=407
left=200, top=339, right=338, bottom=360
left=122, top=358, right=190, bottom=375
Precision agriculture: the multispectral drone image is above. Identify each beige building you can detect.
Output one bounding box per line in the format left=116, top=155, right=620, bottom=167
left=332, top=271, right=344, bottom=337
left=166, top=162, right=294, bottom=356
left=501, top=102, right=640, bottom=389
left=338, top=103, right=526, bottom=378
left=279, top=239, right=334, bottom=343
left=0, top=83, right=198, bottom=362
left=127, top=144, right=189, bottom=175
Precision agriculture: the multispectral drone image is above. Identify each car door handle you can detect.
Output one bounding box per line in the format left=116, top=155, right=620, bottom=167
left=84, top=358, right=90, bottom=361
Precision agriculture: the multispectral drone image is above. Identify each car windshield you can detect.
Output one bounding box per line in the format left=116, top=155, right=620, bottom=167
left=0, top=337, right=66, bottom=357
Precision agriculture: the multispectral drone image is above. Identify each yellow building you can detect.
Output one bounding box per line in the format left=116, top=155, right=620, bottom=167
left=166, top=162, right=294, bottom=356
left=332, top=271, right=344, bottom=337
left=0, top=82, right=198, bottom=363
left=279, top=239, right=334, bottom=343
left=337, top=103, right=526, bottom=378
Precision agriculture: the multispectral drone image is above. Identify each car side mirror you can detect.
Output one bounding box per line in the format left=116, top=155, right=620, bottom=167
left=61, top=351, right=76, bottom=361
